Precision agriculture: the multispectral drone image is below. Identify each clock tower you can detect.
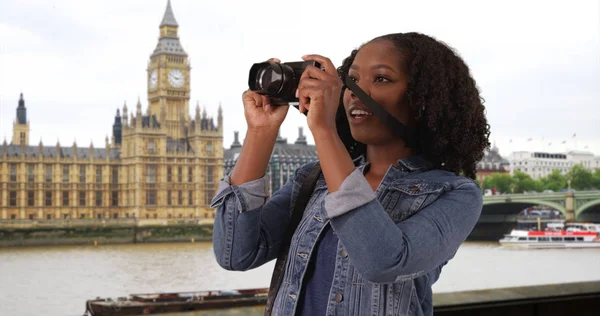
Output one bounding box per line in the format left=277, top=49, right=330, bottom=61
left=147, top=0, right=190, bottom=140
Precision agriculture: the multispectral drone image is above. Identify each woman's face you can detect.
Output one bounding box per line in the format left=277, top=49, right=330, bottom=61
left=342, top=39, right=414, bottom=146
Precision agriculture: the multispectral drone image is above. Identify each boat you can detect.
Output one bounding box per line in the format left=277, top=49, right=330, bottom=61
left=83, top=287, right=269, bottom=316
left=499, top=222, right=600, bottom=249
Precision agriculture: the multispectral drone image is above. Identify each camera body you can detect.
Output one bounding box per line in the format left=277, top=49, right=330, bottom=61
left=248, top=60, right=321, bottom=105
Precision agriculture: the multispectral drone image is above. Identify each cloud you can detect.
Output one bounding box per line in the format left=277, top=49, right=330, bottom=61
left=0, top=0, right=598, bottom=157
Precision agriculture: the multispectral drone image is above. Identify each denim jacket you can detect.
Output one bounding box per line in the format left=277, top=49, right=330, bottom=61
left=211, top=155, right=482, bottom=316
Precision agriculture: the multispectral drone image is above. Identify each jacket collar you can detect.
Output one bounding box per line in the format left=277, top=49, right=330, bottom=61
left=353, top=154, right=433, bottom=173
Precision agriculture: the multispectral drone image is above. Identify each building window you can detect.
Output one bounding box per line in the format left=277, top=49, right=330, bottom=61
left=167, top=166, right=172, bottom=182
left=28, top=191, right=35, bottom=206
left=148, top=140, right=156, bottom=153
left=146, top=190, right=156, bottom=205
left=96, top=191, right=102, bottom=207
left=205, top=189, right=214, bottom=206
left=206, top=166, right=214, bottom=184
left=188, top=167, right=193, bottom=182
left=96, top=166, right=102, bottom=184
left=45, top=165, right=52, bottom=183
left=188, top=190, right=193, bottom=206
left=178, top=190, right=182, bottom=205
left=28, top=165, right=35, bottom=183
left=79, top=191, right=86, bottom=206
left=20, top=132, right=25, bottom=144
left=63, top=165, right=70, bottom=183
left=112, top=191, right=118, bottom=207
left=146, top=166, right=157, bottom=183
left=146, top=165, right=157, bottom=206
left=167, top=190, right=172, bottom=205
left=178, top=167, right=182, bottom=182
left=206, top=141, right=213, bottom=154
left=45, top=191, right=52, bottom=206
left=62, top=191, right=69, bottom=206
left=10, top=164, right=17, bottom=182
left=111, top=167, right=118, bottom=184
left=80, top=165, right=86, bottom=183
left=9, top=191, right=17, bottom=207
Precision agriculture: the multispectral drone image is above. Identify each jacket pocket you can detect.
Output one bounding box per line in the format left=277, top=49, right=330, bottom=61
left=382, top=179, right=447, bottom=222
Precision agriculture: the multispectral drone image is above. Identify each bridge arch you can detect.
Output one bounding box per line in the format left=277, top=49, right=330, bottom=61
left=575, top=199, right=600, bottom=220
left=483, top=199, right=567, bottom=217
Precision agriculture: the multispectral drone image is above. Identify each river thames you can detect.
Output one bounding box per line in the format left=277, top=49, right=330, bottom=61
left=1, top=241, right=599, bottom=316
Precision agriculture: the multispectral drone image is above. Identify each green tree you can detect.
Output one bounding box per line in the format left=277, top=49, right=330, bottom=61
left=483, top=173, right=514, bottom=193
left=539, top=169, right=567, bottom=191
left=594, top=169, right=600, bottom=189
left=512, top=170, right=541, bottom=193
left=568, top=164, right=594, bottom=190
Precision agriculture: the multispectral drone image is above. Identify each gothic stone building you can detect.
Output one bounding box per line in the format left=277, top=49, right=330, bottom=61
left=224, top=128, right=318, bottom=196
left=0, top=1, right=223, bottom=221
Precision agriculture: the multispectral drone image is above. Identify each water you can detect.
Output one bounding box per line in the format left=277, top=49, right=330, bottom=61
left=1, top=242, right=599, bottom=316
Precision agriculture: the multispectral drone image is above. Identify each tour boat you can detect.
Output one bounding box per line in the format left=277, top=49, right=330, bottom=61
left=83, top=287, right=268, bottom=316
left=499, top=222, right=600, bottom=249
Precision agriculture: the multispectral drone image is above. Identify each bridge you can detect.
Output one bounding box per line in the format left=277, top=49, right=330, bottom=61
left=469, top=191, right=600, bottom=240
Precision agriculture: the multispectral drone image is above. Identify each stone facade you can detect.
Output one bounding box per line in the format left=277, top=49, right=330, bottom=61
left=224, top=128, right=318, bottom=196
left=0, top=1, right=223, bottom=221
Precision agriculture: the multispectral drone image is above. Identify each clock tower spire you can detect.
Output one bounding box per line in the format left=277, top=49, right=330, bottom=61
left=12, top=93, right=30, bottom=146
left=147, top=0, right=190, bottom=140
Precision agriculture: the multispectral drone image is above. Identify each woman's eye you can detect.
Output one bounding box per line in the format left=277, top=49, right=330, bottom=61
left=375, top=76, right=390, bottom=83
left=348, top=76, right=358, bottom=82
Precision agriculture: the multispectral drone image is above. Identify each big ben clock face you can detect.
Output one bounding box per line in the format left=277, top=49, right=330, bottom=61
left=149, top=70, right=158, bottom=89
left=168, top=69, right=185, bottom=88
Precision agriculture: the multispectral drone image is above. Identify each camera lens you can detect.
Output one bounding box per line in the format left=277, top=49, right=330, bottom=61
left=257, top=64, right=283, bottom=96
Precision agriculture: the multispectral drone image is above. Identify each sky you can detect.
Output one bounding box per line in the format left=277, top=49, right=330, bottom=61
left=0, top=0, right=599, bottom=158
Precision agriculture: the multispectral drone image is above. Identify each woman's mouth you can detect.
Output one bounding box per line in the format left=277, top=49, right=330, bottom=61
left=348, top=108, right=373, bottom=124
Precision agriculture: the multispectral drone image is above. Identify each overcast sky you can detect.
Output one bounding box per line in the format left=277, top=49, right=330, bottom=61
left=0, top=0, right=599, bottom=158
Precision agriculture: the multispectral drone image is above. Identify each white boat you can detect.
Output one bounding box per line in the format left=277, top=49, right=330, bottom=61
left=499, top=222, right=600, bottom=249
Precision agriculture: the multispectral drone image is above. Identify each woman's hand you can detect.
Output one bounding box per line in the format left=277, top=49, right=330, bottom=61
left=242, top=58, right=289, bottom=132
left=297, top=54, right=343, bottom=135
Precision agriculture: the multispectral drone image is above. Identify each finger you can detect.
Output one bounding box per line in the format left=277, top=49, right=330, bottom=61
left=302, top=54, right=337, bottom=76
left=260, top=95, right=271, bottom=108
left=300, top=65, right=328, bottom=82
left=267, top=57, right=281, bottom=63
left=298, top=87, right=324, bottom=112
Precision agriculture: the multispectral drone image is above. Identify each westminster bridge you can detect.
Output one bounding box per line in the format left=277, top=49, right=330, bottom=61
left=470, top=191, right=600, bottom=240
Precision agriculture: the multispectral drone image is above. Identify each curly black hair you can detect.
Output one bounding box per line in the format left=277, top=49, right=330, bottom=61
left=335, top=32, right=491, bottom=180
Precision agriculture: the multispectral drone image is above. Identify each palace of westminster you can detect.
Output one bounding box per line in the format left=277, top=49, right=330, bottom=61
left=0, top=1, right=225, bottom=221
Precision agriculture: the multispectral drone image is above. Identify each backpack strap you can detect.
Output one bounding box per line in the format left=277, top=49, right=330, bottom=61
left=264, top=162, right=322, bottom=315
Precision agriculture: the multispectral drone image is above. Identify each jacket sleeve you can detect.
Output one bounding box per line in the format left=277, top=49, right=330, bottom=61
left=326, top=168, right=482, bottom=283
left=210, top=168, right=299, bottom=271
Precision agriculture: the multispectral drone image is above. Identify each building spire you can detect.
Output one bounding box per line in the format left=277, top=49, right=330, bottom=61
left=160, top=0, right=178, bottom=27
left=16, top=93, right=27, bottom=124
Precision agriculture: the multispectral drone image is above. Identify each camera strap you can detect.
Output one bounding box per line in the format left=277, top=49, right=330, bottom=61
left=344, top=75, right=417, bottom=148
left=264, top=162, right=322, bottom=316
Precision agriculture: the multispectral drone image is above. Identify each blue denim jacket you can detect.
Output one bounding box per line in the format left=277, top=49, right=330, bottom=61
left=211, top=155, right=482, bottom=315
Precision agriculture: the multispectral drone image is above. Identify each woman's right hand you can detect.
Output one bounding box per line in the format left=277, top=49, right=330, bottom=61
left=242, top=58, right=289, bottom=131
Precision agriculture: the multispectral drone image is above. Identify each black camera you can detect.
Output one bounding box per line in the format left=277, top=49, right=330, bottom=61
left=248, top=60, right=321, bottom=105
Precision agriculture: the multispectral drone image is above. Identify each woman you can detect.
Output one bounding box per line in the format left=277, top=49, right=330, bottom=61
left=211, top=32, right=489, bottom=316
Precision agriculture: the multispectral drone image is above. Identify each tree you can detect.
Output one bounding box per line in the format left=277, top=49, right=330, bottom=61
left=567, top=164, right=594, bottom=190
left=483, top=173, right=514, bottom=193
left=539, top=169, right=567, bottom=192
left=512, top=170, right=543, bottom=193
left=594, top=169, right=600, bottom=189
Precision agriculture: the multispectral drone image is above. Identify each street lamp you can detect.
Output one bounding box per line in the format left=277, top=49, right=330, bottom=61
left=567, top=179, right=572, bottom=191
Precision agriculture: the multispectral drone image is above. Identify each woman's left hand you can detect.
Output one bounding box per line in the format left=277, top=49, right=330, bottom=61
left=297, top=54, right=343, bottom=135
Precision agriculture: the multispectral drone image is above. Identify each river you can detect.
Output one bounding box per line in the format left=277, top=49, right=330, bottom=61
left=1, top=241, right=599, bottom=316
